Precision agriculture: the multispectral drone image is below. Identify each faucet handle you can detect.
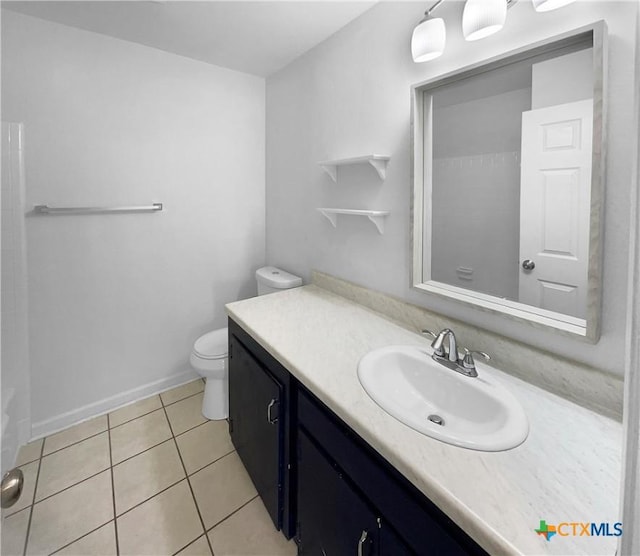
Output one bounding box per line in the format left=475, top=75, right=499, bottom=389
left=421, top=329, right=446, bottom=357
left=462, top=348, right=490, bottom=370
left=430, top=330, right=450, bottom=358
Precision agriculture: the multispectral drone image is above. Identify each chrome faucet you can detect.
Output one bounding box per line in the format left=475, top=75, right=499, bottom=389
left=429, top=328, right=458, bottom=363
left=421, top=328, right=490, bottom=378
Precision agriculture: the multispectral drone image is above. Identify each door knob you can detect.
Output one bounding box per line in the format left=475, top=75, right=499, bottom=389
left=522, top=259, right=535, bottom=271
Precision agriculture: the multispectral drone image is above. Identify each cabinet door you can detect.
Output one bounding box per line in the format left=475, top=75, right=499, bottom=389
left=229, top=336, right=283, bottom=529
left=298, top=429, right=378, bottom=556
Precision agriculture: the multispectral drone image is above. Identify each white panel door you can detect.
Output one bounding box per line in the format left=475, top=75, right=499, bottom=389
left=518, top=99, right=593, bottom=319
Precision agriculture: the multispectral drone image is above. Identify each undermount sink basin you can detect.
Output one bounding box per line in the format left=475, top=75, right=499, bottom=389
left=357, top=345, right=529, bottom=451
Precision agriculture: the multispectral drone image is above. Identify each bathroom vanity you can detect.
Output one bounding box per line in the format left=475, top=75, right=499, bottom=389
left=228, top=318, right=485, bottom=555
left=226, top=285, right=622, bottom=555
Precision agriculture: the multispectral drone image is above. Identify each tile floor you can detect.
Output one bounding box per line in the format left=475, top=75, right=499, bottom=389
left=1, top=379, right=297, bottom=556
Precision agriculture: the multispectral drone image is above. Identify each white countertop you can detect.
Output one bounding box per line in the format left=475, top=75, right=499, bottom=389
left=226, top=285, right=622, bottom=556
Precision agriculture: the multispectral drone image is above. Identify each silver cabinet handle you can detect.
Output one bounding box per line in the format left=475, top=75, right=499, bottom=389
left=267, top=398, right=278, bottom=425
left=522, top=259, right=535, bottom=271
left=357, top=530, right=368, bottom=556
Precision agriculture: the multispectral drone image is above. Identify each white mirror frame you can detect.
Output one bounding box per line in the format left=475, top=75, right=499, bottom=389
left=410, top=22, right=607, bottom=342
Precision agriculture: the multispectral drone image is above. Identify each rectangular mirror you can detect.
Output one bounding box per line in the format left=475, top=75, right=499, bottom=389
left=411, top=22, right=606, bottom=341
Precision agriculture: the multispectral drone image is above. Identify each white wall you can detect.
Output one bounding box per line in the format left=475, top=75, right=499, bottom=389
left=1, top=122, right=31, bottom=470
left=1, top=11, right=266, bottom=435
left=532, top=48, right=593, bottom=109
left=266, top=0, right=638, bottom=377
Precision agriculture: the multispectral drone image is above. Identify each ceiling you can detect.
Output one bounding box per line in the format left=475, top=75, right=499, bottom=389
left=2, top=1, right=377, bottom=77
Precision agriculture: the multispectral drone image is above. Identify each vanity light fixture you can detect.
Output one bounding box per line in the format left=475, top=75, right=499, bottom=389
left=411, top=0, right=446, bottom=63
left=462, top=0, right=507, bottom=41
left=532, top=0, right=576, bottom=12
left=412, top=0, right=574, bottom=62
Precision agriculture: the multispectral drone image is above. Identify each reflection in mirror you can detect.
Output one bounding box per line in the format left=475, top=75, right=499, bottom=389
left=411, top=24, right=605, bottom=340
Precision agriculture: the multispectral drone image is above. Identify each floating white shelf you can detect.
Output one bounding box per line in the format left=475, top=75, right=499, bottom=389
left=318, top=155, right=391, bottom=182
left=317, top=208, right=390, bottom=235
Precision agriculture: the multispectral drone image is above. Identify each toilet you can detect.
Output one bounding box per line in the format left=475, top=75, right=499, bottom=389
left=190, top=266, right=303, bottom=420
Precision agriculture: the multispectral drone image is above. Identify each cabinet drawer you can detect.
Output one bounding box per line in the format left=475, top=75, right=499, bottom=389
left=298, top=387, right=486, bottom=556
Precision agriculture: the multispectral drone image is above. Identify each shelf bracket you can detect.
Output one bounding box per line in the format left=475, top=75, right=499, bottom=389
left=317, top=208, right=389, bottom=234
left=319, top=164, right=338, bottom=183
left=318, top=155, right=390, bottom=183
left=368, top=158, right=387, bottom=181
left=367, top=214, right=386, bottom=234
left=318, top=209, right=338, bottom=228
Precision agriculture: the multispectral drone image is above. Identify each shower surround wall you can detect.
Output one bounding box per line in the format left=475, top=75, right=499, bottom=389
left=1, top=122, right=31, bottom=470
left=1, top=10, right=266, bottom=436
left=265, top=1, right=638, bottom=384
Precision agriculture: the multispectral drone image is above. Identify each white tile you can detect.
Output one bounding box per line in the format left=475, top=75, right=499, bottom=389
left=109, top=410, right=172, bottom=464
left=113, top=440, right=184, bottom=515
left=160, top=380, right=204, bottom=406
left=208, top=497, right=296, bottom=556
left=176, top=421, right=234, bottom=475
left=1, top=508, right=30, bottom=556
left=36, top=432, right=110, bottom=501
left=43, top=416, right=108, bottom=455
left=165, top=393, right=207, bottom=436
left=56, top=522, right=117, bottom=556
left=27, top=471, right=113, bottom=556
left=109, top=395, right=162, bottom=428
left=190, top=452, right=256, bottom=530
left=175, top=535, right=212, bottom=556
left=15, top=438, right=43, bottom=466
left=117, top=481, right=203, bottom=556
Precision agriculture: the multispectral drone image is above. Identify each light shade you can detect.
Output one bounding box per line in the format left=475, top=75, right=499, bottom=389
left=462, top=0, right=507, bottom=41
left=411, top=17, right=446, bottom=63
left=532, top=0, right=576, bottom=11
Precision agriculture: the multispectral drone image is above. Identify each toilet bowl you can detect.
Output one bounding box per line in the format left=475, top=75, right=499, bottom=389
left=190, top=266, right=302, bottom=420
left=190, top=328, right=228, bottom=420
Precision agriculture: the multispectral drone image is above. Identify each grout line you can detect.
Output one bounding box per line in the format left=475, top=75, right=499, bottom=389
left=108, top=390, right=204, bottom=434
left=22, top=438, right=45, bottom=556
left=108, top=406, right=161, bottom=431
left=161, top=389, right=204, bottom=409
left=187, top=450, right=236, bottom=478
left=106, top=415, right=120, bottom=556
left=111, top=438, right=174, bottom=468
left=114, top=478, right=186, bottom=520
left=42, top=429, right=108, bottom=459
left=49, top=520, right=114, bottom=555
left=205, top=494, right=259, bottom=534
left=160, top=393, right=216, bottom=556
left=170, top=533, right=209, bottom=556
left=109, top=408, right=165, bottom=432
left=32, top=468, right=110, bottom=506
left=174, top=419, right=210, bottom=439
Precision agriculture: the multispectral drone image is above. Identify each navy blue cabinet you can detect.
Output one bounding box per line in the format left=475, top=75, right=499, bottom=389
left=297, top=387, right=486, bottom=556
left=228, top=319, right=487, bottom=555
left=297, top=429, right=379, bottom=555
left=228, top=319, right=296, bottom=539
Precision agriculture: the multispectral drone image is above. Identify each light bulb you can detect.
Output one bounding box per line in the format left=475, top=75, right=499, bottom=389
left=411, top=17, right=446, bottom=63
left=462, top=0, right=507, bottom=42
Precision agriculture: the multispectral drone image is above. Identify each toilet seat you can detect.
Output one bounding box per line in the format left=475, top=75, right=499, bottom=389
left=193, top=327, right=228, bottom=360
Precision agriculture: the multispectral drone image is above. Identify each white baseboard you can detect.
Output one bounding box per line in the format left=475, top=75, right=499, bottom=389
left=30, top=370, right=200, bottom=440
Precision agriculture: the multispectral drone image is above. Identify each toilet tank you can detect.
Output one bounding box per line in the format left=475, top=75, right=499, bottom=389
left=256, top=266, right=303, bottom=296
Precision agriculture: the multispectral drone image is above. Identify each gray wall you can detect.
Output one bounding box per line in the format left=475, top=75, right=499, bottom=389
left=265, top=1, right=638, bottom=377
left=431, top=87, right=530, bottom=300
left=2, top=11, right=266, bottom=435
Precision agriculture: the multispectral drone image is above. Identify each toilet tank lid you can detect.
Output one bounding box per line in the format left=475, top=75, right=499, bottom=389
left=256, top=266, right=303, bottom=289
left=194, top=328, right=228, bottom=359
